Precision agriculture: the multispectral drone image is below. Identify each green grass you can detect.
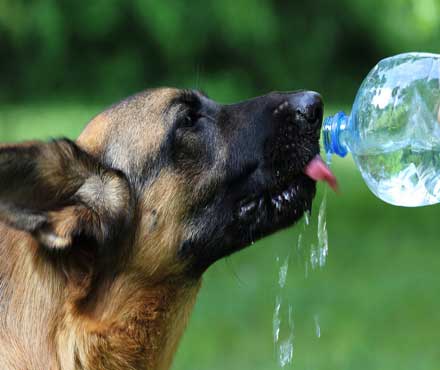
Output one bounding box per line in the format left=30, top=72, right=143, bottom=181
left=0, top=102, right=101, bottom=141
left=1, top=103, right=439, bottom=370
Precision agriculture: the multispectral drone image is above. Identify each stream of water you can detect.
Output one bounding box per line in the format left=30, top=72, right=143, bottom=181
left=273, top=188, right=329, bottom=368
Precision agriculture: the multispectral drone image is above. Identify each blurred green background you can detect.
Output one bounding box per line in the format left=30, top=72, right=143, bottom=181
left=1, top=1, right=439, bottom=369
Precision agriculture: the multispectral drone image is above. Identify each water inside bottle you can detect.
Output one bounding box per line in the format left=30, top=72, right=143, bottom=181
left=326, top=53, right=440, bottom=206
left=356, top=146, right=440, bottom=206
left=352, top=81, right=440, bottom=206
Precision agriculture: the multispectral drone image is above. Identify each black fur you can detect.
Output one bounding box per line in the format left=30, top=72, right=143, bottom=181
left=167, top=90, right=323, bottom=272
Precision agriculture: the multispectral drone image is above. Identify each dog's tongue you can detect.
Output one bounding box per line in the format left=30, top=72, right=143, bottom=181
left=304, top=155, right=338, bottom=192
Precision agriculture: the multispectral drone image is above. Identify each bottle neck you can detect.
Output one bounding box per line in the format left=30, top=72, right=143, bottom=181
left=323, top=111, right=350, bottom=158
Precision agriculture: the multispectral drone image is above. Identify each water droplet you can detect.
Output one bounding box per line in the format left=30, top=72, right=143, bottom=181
left=325, top=151, right=332, bottom=166
left=296, top=233, right=302, bottom=251
left=275, top=303, right=294, bottom=367
left=288, top=304, right=294, bottom=327
left=278, top=257, right=289, bottom=288
left=278, top=338, right=294, bottom=367
left=272, top=189, right=331, bottom=367
left=282, top=190, right=291, bottom=201
left=317, top=190, right=328, bottom=268
left=314, top=314, right=321, bottom=338
left=273, top=296, right=282, bottom=343
left=274, top=253, right=295, bottom=367
left=310, top=244, right=319, bottom=270
left=272, top=198, right=282, bottom=210
left=304, top=211, right=310, bottom=226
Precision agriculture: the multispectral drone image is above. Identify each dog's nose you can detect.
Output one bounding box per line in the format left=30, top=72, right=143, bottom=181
left=289, top=91, right=323, bottom=126
left=274, top=91, right=324, bottom=128
left=298, top=92, right=323, bottom=124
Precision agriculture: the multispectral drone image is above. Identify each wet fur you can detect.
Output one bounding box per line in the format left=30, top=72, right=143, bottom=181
left=0, top=88, right=322, bottom=369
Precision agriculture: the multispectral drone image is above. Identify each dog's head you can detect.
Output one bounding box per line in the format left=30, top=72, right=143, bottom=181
left=0, top=88, right=331, bottom=285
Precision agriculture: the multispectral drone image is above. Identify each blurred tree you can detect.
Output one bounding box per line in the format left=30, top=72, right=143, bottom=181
left=0, top=0, right=438, bottom=103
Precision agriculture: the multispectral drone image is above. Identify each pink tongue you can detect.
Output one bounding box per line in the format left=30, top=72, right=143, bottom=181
left=304, top=155, right=338, bottom=192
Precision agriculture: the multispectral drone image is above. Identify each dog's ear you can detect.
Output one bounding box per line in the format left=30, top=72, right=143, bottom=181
left=0, top=139, right=132, bottom=249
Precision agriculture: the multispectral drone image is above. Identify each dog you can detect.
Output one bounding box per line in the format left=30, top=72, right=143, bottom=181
left=0, top=88, right=333, bottom=369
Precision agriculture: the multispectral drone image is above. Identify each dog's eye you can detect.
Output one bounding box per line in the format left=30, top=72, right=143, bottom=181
left=184, top=114, right=197, bottom=126
left=179, top=111, right=201, bottom=129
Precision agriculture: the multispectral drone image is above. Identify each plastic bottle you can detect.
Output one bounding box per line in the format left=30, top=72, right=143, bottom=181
left=323, top=52, right=440, bottom=207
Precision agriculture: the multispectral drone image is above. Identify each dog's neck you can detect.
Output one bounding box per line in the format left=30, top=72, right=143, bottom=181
left=63, top=273, right=202, bottom=370
left=0, top=224, right=201, bottom=370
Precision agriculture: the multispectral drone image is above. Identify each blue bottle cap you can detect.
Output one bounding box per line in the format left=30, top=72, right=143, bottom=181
left=323, top=111, right=349, bottom=157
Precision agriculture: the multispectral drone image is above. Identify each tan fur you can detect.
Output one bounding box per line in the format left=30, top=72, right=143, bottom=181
left=78, top=88, right=181, bottom=168
left=38, top=206, right=80, bottom=248
left=133, top=170, right=192, bottom=281
left=55, top=276, right=201, bottom=370
left=0, top=224, right=64, bottom=369
left=0, top=222, right=200, bottom=369
left=77, top=114, right=110, bottom=157
left=0, top=88, right=204, bottom=370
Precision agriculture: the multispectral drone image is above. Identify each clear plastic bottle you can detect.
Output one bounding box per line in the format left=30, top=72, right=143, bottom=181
left=324, top=52, right=440, bottom=207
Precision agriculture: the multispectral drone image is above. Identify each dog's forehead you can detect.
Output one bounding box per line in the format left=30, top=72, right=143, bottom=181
left=77, top=88, right=182, bottom=159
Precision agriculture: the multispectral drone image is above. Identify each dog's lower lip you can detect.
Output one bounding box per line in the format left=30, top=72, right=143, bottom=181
left=270, top=184, right=299, bottom=210
left=237, top=182, right=301, bottom=219
left=238, top=199, right=258, bottom=218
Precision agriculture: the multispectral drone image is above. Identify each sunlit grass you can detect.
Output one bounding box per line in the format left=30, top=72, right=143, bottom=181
left=0, top=102, right=101, bottom=142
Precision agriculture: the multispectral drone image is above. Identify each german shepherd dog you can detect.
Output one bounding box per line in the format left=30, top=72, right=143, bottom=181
left=0, top=88, right=335, bottom=370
